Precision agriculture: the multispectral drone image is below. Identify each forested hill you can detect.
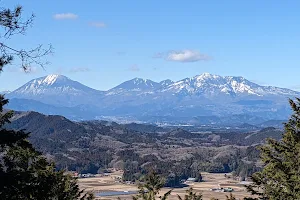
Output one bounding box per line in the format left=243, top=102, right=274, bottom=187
left=5, top=111, right=283, bottom=178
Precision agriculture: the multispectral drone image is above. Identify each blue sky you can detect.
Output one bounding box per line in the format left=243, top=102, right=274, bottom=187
left=0, top=0, right=300, bottom=91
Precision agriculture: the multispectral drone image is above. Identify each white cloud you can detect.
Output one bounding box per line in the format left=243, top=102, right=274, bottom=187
left=89, top=22, right=106, bottom=28
left=166, top=50, right=210, bottom=62
left=53, top=13, right=78, bottom=20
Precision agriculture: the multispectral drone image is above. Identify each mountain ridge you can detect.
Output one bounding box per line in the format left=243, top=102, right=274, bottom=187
left=6, top=73, right=299, bottom=123
left=8, top=73, right=299, bottom=96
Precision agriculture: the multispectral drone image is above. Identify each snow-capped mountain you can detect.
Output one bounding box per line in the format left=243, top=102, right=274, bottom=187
left=107, top=73, right=298, bottom=99
left=8, top=74, right=103, bottom=106
left=111, top=78, right=159, bottom=91
left=106, top=78, right=161, bottom=96
left=159, top=79, right=174, bottom=87
left=161, top=73, right=298, bottom=98
left=6, top=73, right=300, bottom=122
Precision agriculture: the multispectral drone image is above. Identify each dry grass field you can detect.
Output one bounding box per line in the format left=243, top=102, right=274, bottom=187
left=78, top=172, right=253, bottom=200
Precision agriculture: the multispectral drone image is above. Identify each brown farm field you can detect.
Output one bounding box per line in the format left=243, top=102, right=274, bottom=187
left=78, top=172, right=253, bottom=200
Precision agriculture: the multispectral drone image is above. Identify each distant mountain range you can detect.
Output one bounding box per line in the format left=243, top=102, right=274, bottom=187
left=6, top=73, right=298, bottom=125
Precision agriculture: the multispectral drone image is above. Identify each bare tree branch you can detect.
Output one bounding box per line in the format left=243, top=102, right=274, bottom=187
left=0, top=5, right=52, bottom=72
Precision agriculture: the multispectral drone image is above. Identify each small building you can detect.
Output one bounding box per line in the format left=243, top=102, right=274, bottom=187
left=224, top=187, right=234, bottom=192
left=185, top=178, right=196, bottom=183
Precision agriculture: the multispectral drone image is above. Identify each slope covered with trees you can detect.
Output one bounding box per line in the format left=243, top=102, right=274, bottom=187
left=4, top=110, right=283, bottom=182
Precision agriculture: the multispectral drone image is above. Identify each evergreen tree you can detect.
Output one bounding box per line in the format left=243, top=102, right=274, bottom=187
left=133, top=171, right=172, bottom=200
left=0, top=96, right=94, bottom=199
left=177, top=188, right=202, bottom=200
left=247, top=98, right=300, bottom=199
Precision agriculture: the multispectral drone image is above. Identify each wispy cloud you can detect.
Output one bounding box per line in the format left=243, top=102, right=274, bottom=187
left=69, top=67, right=90, bottom=73
left=89, top=22, right=106, bottom=28
left=154, top=49, right=211, bottom=63
left=128, top=65, right=140, bottom=72
left=167, top=50, right=210, bottom=62
left=53, top=13, right=78, bottom=20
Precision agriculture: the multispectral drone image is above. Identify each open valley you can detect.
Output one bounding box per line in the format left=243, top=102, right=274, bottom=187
left=79, top=172, right=252, bottom=200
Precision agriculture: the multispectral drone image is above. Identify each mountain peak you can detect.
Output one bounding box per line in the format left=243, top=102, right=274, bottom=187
left=163, top=73, right=268, bottom=96
left=201, top=72, right=213, bottom=77
left=7, top=73, right=300, bottom=121
left=132, top=77, right=152, bottom=83
left=41, top=74, right=69, bottom=85
left=110, top=78, right=159, bottom=91
left=8, top=74, right=102, bottom=106
left=194, top=73, right=221, bottom=80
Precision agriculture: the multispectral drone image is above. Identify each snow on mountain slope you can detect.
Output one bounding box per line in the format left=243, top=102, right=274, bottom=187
left=11, top=74, right=98, bottom=95
left=159, top=79, right=174, bottom=87
left=11, top=73, right=297, bottom=99
left=106, top=78, right=161, bottom=95
left=161, top=73, right=298, bottom=98
left=111, top=78, right=159, bottom=90
left=7, top=73, right=300, bottom=121
left=8, top=74, right=103, bottom=106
